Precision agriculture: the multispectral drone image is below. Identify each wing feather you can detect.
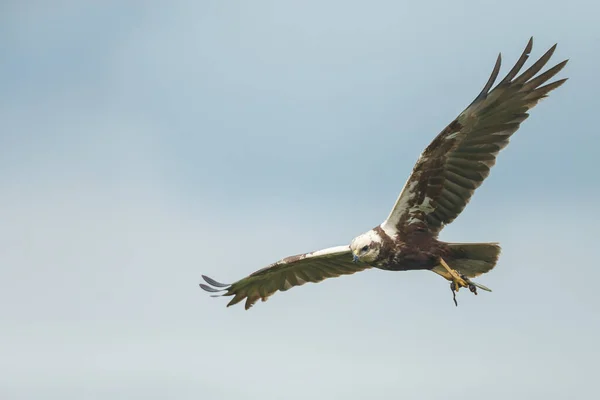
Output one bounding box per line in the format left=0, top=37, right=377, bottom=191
left=381, top=38, right=568, bottom=237
left=200, top=245, right=371, bottom=310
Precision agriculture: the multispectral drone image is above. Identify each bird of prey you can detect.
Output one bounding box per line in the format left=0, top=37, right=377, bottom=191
left=200, top=38, right=568, bottom=310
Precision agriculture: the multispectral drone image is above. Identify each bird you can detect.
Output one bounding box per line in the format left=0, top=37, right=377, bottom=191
left=200, top=38, right=568, bottom=310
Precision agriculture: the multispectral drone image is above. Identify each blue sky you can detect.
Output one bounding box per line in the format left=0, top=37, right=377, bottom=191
left=1, top=1, right=599, bottom=399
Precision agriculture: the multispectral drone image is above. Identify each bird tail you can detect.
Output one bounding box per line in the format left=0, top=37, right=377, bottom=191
left=434, top=242, right=502, bottom=279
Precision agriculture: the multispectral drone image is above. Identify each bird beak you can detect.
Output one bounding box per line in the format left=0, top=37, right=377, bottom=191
left=352, top=254, right=359, bottom=263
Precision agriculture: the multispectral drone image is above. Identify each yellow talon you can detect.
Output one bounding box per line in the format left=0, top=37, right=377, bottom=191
left=439, top=257, right=467, bottom=291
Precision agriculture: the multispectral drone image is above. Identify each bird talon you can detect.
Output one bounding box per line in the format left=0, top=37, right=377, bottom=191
left=461, top=274, right=479, bottom=295
left=449, top=273, right=481, bottom=306
left=439, top=257, right=468, bottom=290
left=468, top=283, right=478, bottom=295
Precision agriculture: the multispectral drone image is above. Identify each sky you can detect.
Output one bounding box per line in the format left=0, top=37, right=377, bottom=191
left=1, top=0, right=599, bottom=399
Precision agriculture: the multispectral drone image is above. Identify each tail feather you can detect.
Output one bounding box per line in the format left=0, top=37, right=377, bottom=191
left=433, top=242, right=501, bottom=280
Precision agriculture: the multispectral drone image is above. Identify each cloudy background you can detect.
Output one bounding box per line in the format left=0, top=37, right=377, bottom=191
left=1, top=1, right=599, bottom=399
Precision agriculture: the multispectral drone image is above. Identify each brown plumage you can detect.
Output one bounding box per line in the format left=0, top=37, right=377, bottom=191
left=200, top=38, right=567, bottom=310
left=384, top=38, right=567, bottom=237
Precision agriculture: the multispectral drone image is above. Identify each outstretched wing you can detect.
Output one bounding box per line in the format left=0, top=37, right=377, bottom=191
left=200, top=245, right=371, bottom=310
left=381, top=38, right=568, bottom=238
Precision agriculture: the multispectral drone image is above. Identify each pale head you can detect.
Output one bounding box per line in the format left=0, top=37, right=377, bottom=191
left=350, top=229, right=383, bottom=263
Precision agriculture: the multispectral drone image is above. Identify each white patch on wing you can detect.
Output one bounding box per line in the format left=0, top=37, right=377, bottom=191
left=297, top=254, right=307, bottom=261
left=381, top=179, right=419, bottom=237
left=406, top=216, right=421, bottom=225
left=276, top=245, right=349, bottom=267
left=380, top=222, right=396, bottom=238
left=418, top=197, right=435, bottom=214
left=404, top=196, right=435, bottom=225
left=308, top=245, right=351, bottom=258
left=445, top=131, right=460, bottom=140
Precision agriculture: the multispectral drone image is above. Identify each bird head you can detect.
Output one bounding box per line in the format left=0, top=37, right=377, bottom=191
left=350, top=230, right=382, bottom=263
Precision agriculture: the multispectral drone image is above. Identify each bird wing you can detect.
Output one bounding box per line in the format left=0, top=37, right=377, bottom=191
left=200, top=245, right=372, bottom=310
left=381, top=38, right=568, bottom=238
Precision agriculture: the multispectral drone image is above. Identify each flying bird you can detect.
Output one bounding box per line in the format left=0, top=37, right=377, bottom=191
left=200, top=38, right=568, bottom=310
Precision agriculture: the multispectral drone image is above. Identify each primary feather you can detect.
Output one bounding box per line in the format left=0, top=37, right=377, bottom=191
left=201, top=246, right=371, bottom=310
left=381, top=38, right=567, bottom=238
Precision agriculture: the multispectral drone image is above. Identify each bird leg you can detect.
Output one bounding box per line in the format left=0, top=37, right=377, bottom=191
left=439, top=257, right=472, bottom=307
left=438, top=257, right=468, bottom=291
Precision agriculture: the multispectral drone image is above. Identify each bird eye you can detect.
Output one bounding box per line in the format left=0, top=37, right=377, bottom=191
left=361, top=245, right=369, bottom=253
